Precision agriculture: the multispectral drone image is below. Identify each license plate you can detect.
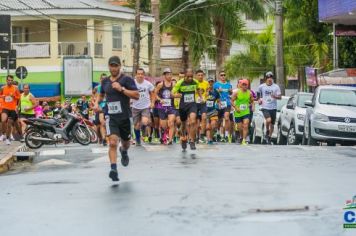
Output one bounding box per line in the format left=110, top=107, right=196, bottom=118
left=338, top=125, right=356, bottom=132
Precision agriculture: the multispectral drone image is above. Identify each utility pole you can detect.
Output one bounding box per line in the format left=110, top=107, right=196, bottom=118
left=333, top=23, right=339, bottom=69
left=132, top=0, right=141, bottom=76
left=151, top=0, right=161, bottom=77
left=275, top=0, right=285, bottom=95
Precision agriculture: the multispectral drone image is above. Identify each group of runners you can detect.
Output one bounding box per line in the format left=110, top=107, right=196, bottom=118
left=92, top=56, right=281, bottom=181
left=0, top=55, right=281, bottom=182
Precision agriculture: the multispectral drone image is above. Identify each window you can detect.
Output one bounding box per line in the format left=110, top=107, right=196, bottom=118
left=112, top=25, right=122, bottom=50
left=12, top=26, right=23, bottom=43
left=130, top=26, right=135, bottom=49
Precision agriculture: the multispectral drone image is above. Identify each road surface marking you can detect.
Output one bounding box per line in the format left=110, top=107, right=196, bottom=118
left=37, top=159, right=71, bottom=166
left=40, top=149, right=66, bottom=156
left=91, top=147, right=108, bottom=154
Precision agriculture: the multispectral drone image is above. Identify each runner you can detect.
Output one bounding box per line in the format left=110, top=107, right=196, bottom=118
left=132, top=68, right=155, bottom=146
left=18, top=84, right=36, bottom=137
left=94, top=56, right=139, bottom=182
left=257, top=71, right=281, bottom=144
left=172, top=68, right=199, bottom=151
left=214, top=71, right=233, bottom=143
left=195, top=70, right=209, bottom=143
left=0, top=75, right=21, bottom=145
left=231, top=79, right=255, bottom=145
left=155, top=68, right=177, bottom=145
left=206, top=77, right=220, bottom=145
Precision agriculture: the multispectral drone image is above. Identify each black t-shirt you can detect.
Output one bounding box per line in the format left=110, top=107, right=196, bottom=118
left=100, top=74, right=137, bottom=120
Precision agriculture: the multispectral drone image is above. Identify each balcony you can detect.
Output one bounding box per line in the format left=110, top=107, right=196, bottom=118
left=12, top=42, right=50, bottom=58
left=58, top=42, right=90, bottom=57
left=95, top=43, right=103, bottom=58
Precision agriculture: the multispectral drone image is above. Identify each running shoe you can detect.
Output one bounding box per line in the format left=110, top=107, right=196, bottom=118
left=119, top=147, right=129, bottom=167
left=228, top=135, right=232, bottom=143
left=181, top=139, right=188, bottom=151
left=143, top=136, right=149, bottom=143
left=0, top=134, right=5, bottom=141
left=102, top=140, right=107, bottom=147
left=207, top=140, right=213, bottom=145
left=220, top=137, right=226, bottom=143
left=241, top=139, right=247, bottom=146
left=5, top=139, right=11, bottom=145
left=189, top=141, right=196, bottom=150
left=109, top=169, right=119, bottom=181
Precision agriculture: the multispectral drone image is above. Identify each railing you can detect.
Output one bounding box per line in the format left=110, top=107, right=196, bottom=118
left=12, top=42, right=50, bottom=58
left=95, top=43, right=103, bottom=58
left=58, top=42, right=90, bottom=57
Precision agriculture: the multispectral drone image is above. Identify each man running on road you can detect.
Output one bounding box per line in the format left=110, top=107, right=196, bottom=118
left=195, top=70, right=209, bottom=143
left=155, top=68, right=177, bottom=145
left=172, top=68, right=199, bottom=151
left=132, top=68, right=155, bottom=146
left=94, top=56, right=139, bottom=182
left=257, top=71, right=281, bottom=144
left=231, top=79, right=255, bottom=145
left=0, top=75, right=21, bottom=145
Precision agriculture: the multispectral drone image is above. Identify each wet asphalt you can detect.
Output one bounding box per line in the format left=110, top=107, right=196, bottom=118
left=0, top=143, right=356, bottom=236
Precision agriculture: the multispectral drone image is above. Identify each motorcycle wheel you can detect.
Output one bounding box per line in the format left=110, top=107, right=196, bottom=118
left=88, top=127, right=98, bottom=143
left=25, top=130, right=44, bottom=149
left=73, top=125, right=91, bottom=145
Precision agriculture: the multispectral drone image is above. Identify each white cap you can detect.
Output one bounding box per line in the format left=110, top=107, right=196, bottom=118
left=163, top=68, right=172, bottom=74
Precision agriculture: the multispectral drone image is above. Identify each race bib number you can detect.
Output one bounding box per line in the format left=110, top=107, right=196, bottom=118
left=184, top=94, right=194, bottom=103
left=161, top=99, right=171, bottom=107
left=108, top=101, right=122, bottom=114
left=139, top=91, right=147, bottom=99
left=206, top=101, right=214, bottom=108
left=5, top=96, right=13, bottom=103
left=265, top=95, right=273, bottom=103
left=220, top=101, right=227, bottom=108
left=240, top=104, right=248, bottom=110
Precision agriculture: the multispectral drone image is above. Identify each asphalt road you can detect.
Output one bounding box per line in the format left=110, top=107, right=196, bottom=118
left=1, top=143, right=356, bottom=236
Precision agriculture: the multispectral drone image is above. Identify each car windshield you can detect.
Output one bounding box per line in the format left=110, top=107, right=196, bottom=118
left=297, top=94, right=313, bottom=108
left=277, top=97, right=289, bottom=112
left=319, top=89, right=356, bottom=106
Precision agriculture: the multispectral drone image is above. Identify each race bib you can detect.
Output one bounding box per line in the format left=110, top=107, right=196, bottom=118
left=220, top=101, right=227, bottom=108
left=184, top=94, right=194, bottom=103
left=161, top=99, right=171, bottom=107
left=265, top=95, right=273, bottom=103
left=5, top=96, right=13, bottom=103
left=240, top=104, right=248, bottom=110
left=107, top=101, right=122, bottom=114
left=139, top=91, right=147, bottom=99
left=206, top=101, right=214, bottom=108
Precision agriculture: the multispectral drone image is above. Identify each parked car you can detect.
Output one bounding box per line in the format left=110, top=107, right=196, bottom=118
left=303, top=85, right=356, bottom=146
left=277, top=92, right=313, bottom=145
left=251, top=96, right=290, bottom=144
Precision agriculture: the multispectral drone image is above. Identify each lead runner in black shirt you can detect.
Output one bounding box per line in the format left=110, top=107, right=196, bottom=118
left=94, top=56, right=139, bottom=182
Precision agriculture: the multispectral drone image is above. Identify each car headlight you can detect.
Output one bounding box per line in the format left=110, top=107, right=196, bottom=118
left=297, top=114, right=305, bottom=121
left=312, top=112, right=329, bottom=122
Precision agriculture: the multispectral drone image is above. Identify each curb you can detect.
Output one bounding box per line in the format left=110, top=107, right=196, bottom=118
left=0, top=144, right=26, bottom=174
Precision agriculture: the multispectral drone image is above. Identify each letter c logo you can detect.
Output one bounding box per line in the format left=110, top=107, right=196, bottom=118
left=344, top=211, right=356, bottom=223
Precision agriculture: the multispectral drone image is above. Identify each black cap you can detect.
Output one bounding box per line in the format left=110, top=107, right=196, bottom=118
left=108, top=56, right=121, bottom=65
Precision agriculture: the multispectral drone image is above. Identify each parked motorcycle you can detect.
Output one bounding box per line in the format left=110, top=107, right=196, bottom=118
left=24, top=109, right=91, bottom=149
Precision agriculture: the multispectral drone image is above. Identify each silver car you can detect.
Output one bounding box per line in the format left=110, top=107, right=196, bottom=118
left=303, top=85, right=356, bottom=146
left=251, top=96, right=289, bottom=144
left=277, top=92, right=313, bottom=145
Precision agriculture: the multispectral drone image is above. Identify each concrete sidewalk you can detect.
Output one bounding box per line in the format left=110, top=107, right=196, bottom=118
left=0, top=141, right=23, bottom=174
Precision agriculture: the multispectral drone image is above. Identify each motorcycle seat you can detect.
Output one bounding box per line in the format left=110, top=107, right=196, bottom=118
left=31, top=118, right=58, bottom=125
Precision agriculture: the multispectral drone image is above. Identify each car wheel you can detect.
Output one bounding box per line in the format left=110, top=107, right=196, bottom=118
left=276, top=124, right=287, bottom=145
left=251, top=125, right=261, bottom=144
left=287, top=125, right=298, bottom=145
left=307, top=123, right=318, bottom=146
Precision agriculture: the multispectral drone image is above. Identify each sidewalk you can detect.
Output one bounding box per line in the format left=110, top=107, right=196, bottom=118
left=0, top=141, right=23, bottom=174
